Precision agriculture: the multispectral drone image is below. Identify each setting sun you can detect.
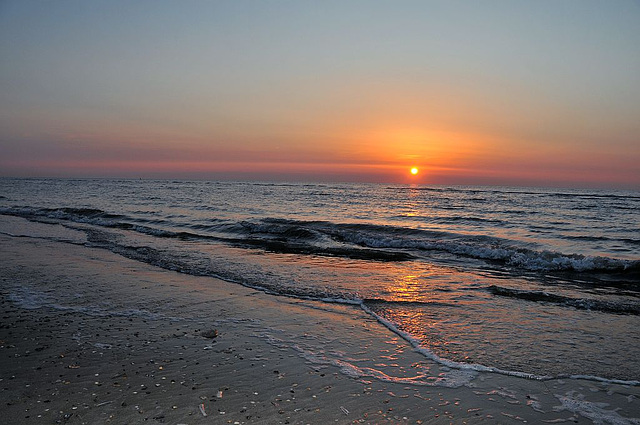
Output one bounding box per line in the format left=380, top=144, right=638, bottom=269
left=410, top=167, right=419, bottom=175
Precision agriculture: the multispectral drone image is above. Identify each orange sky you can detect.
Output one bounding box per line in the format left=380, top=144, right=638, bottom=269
left=1, top=2, right=639, bottom=188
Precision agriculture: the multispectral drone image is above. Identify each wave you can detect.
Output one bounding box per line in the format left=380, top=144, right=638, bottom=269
left=395, top=215, right=508, bottom=225
left=367, top=302, right=640, bottom=386
left=4, top=221, right=639, bottom=386
left=2, top=206, right=638, bottom=275
left=228, top=218, right=640, bottom=275
left=230, top=238, right=414, bottom=261
left=560, top=234, right=640, bottom=246
left=79, top=230, right=361, bottom=303
left=322, top=222, right=639, bottom=274
left=488, top=285, right=640, bottom=315
left=387, top=186, right=640, bottom=200
left=1, top=206, right=126, bottom=226
left=403, top=242, right=632, bottom=274
left=94, top=223, right=415, bottom=262
left=237, top=219, right=326, bottom=241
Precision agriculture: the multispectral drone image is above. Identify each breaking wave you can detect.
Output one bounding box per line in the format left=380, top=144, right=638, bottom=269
left=1, top=206, right=638, bottom=276
left=488, top=285, right=640, bottom=315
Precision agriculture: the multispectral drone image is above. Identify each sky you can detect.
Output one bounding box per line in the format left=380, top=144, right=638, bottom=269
left=1, top=1, right=639, bottom=188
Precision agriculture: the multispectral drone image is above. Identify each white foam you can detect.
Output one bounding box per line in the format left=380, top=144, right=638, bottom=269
left=246, top=289, right=640, bottom=388
left=570, top=375, right=640, bottom=387
left=7, top=287, right=54, bottom=309
left=359, top=301, right=640, bottom=387
left=554, top=391, right=640, bottom=425
left=359, top=302, right=554, bottom=381
left=340, top=231, right=636, bottom=272
left=7, top=286, right=178, bottom=321
left=258, top=332, right=476, bottom=388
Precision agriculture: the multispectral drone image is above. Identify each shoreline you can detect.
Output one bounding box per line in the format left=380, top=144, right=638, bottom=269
left=1, top=233, right=639, bottom=424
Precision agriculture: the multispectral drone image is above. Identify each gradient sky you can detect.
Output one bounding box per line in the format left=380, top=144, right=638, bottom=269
left=1, top=1, right=639, bottom=188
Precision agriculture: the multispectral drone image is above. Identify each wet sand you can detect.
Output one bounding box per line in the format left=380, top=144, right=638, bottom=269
left=1, top=233, right=639, bottom=424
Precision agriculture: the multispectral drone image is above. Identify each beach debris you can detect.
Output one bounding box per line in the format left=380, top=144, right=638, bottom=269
left=216, top=390, right=224, bottom=398
left=199, top=403, right=207, bottom=416
left=201, top=329, right=218, bottom=339
left=340, top=406, right=350, bottom=415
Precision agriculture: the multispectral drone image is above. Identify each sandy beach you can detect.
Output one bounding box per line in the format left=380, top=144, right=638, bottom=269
left=2, top=0, right=640, bottom=422
left=1, top=233, right=639, bottom=424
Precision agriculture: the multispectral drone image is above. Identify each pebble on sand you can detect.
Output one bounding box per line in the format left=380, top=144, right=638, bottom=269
left=201, top=329, right=219, bottom=339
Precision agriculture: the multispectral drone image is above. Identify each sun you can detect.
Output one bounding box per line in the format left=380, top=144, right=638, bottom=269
left=410, top=167, right=419, bottom=175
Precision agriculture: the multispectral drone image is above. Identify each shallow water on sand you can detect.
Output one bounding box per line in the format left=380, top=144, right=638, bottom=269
left=1, top=178, right=638, bottom=382
left=4, top=234, right=639, bottom=424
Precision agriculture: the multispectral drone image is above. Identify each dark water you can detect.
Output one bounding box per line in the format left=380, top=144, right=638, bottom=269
left=1, top=178, right=639, bottom=382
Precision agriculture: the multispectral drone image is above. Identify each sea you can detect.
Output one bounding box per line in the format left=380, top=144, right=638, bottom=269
left=1, top=178, right=638, bottom=384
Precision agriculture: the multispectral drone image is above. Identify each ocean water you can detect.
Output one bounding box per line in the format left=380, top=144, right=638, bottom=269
left=1, top=178, right=639, bottom=383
